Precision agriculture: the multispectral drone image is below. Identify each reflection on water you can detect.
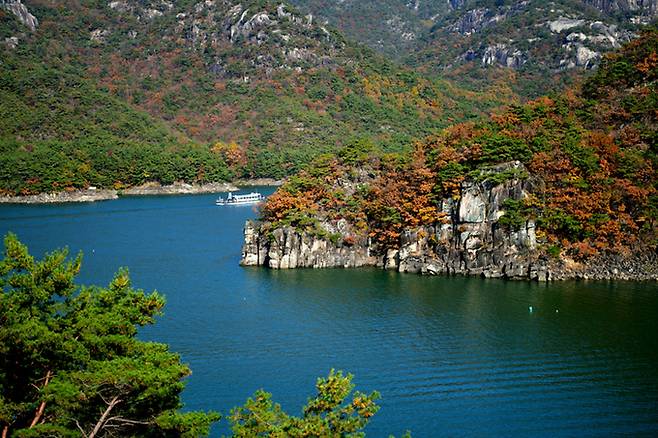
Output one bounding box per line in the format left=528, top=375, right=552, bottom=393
left=1, top=192, right=657, bottom=437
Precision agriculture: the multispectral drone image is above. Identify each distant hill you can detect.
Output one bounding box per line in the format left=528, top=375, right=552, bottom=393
left=290, top=0, right=657, bottom=96
left=0, top=50, right=231, bottom=196
left=0, top=0, right=507, bottom=195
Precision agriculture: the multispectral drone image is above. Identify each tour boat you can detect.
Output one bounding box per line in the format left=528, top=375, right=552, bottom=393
left=215, top=191, right=265, bottom=206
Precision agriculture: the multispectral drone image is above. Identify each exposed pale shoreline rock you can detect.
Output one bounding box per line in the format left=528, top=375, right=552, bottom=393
left=241, top=222, right=658, bottom=282
left=0, top=189, right=119, bottom=204
left=121, top=181, right=238, bottom=196
left=0, top=181, right=241, bottom=204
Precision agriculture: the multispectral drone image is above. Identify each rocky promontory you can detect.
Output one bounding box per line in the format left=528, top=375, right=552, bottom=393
left=241, top=161, right=657, bottom=282
left=242, top=163, right=550, bottom=279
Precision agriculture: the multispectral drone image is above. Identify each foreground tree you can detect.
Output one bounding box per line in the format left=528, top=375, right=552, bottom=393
left=0, top=234, right=219, bottom=437
left=230, top=369, right=394, bottom=437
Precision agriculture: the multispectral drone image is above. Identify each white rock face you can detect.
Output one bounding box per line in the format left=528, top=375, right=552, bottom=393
left=0, top=0, right=38, bottom=31
left=4, top=36, right=19, bottom=48
left=144, top=8, right=163, bottom=19
left=108, top=1, right=130, bottom=12
left=576, top=45, right=599, bottom=66
left=459, top=187, right=487, bottom=223
left=277, top=4, right=291, bottom=19
left=566, top=32, right=588, bottom=42
left=90, top=29, right=110, bottom=43
left=481, top=44, right=526, bottom=69
left=549, top=18, right=585, bottom=33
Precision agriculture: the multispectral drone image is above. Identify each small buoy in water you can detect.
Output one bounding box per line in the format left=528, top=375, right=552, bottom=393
left=529, top=306, right=533, bottom=313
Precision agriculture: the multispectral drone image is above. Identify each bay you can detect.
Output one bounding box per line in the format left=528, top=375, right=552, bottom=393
left=1, top=191, right=657, bottom=437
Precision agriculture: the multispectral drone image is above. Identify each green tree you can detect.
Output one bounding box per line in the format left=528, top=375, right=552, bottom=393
left=0, top=234, right=219, bottom=437
left=229, top=369, right=382, bottom=437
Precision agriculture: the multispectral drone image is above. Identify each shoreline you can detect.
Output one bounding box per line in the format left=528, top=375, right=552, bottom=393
left=241, top=222, right=658, bottom=282
left=0, top=179, right=281, bottom=204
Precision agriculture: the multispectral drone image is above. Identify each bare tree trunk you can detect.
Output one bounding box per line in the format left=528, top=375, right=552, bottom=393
left=29, top=370, right=52, bottom=428
left=88, top=396, right=121, bottom=438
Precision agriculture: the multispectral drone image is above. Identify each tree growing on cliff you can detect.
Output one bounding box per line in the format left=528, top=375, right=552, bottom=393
left=0, top=234, right=220, bottom=437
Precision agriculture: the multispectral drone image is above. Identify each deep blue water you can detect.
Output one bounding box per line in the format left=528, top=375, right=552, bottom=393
left=1, top=191, right=657, bottom=437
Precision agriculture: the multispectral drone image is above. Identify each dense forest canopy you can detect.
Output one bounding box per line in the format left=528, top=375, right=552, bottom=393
left=1, top=0, right=656, bottom=195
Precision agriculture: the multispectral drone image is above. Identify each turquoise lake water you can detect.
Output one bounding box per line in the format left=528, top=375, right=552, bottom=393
left=1, top=190, right=657, bottom=437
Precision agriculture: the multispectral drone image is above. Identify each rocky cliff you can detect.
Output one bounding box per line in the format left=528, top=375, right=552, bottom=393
left=242, top=158, right=658, bottom=281
left=0, top=0, right=38, bottom=31
left=242, top=162, right=552, bottom=279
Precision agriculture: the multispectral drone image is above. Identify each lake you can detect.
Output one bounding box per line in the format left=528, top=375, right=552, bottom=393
left=1, top=191, right=657, bottom=437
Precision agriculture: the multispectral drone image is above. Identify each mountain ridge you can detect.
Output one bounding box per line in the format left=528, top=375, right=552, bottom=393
left=290, top=0, right=658, bottom=95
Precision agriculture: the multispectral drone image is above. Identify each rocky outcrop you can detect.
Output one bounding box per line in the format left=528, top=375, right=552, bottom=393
left=0, top=0, right=38, bottom=31
left=584, top=0, right=658, bottom=17
left=460, top=44, right=527, bottom=70
left=481, top=44, right=527, bottom=68
left=548, top=252, right=658, bottom=281
left=243, top=162, right=546, bottom=279
left=105, top=1, right=340, bottom=77
left=242, top=162, right=657, bottom=281
left=549, top=17, right=585, bottom=33
left=241, top=221, right=379, bottom=269
left=450, top=7, right=512, bottom=35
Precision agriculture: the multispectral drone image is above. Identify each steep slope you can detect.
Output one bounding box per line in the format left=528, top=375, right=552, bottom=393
left=413, top=0, right=657, bottom=95
left=287, top=0, right=440, bottom=58
left=1, top=0, right=507, bottom=189
left=0, top=46, right=232, bottom=196
left=289, top=0, right=657, bottom=96
left=243, top=30, right=658, bottom=279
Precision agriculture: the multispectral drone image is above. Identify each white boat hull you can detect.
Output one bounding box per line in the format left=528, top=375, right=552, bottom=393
left=215, top=192, right=265, bottom=206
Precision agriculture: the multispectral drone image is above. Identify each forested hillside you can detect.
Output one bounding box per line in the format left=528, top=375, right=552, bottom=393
left=0, top=0, right=509, bottom=195
left=2, top=0, right=655, bottom=196
left=0, top=52, right=234, bottom=195
left=291, top=0, right=657, bottom=96
left=259, top=29, right=658, bottom=259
